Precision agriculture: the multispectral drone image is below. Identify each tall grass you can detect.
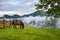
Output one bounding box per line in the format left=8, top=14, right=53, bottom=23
left=0, top=26, right=60, bottom=40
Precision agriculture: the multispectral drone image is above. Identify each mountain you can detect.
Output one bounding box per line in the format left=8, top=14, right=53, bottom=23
left=4, top=15, right=11, bottom=18
left=22, top=11, right=46, bottom=17
left=4, top=14, right=21, bottom=18
left=11, top=14, right=22, bottom=18
left=0, top=11, right=46, bottom=19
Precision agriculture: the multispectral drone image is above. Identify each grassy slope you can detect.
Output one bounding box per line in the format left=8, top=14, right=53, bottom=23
left=0, top=26, right=60, bottom=40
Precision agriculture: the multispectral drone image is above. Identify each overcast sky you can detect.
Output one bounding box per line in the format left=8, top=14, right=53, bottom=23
left=0, top=0, right=39, bottom=16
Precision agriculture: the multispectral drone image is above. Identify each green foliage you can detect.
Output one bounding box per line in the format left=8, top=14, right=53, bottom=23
left=36, top=0, right=60, bottom=18
left=0, top=26, right=60, bottom=40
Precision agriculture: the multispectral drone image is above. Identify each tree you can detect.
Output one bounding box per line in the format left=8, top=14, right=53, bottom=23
left=35, top=0, right=60, bottom=18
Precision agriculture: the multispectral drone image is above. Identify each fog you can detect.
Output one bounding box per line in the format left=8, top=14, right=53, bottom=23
left=22, top=16, right=58, bottom=28
left=3, top=16, right=60, bottom=28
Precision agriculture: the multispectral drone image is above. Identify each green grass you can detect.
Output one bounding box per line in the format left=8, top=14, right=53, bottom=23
left=0, top=26, right=60, bottom=40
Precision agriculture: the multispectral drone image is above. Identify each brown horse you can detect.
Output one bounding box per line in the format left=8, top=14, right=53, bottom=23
left=12, top=20, right=24, bottom=29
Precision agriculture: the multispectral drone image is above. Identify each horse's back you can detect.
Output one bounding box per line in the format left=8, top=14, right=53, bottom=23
left=12, top=20, right=24, bottom=25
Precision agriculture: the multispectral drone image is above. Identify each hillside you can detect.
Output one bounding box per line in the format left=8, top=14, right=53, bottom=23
left=0, top=11, right=46, bottom=19
left=0, top=26, right=60, bottom=40
left=4, top=14, right=22, bottom=18
left=22, top=11, right=46, bottom=17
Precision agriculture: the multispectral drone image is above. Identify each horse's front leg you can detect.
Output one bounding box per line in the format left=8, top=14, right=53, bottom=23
left=22, top=24, right=24, bottom=29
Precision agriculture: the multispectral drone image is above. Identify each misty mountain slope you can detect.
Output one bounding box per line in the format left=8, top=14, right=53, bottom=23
left=1, top=11, right=46, bottom=18
left=4, top=14, right=22, bottom=18
left=22, top=11, right=46, bottom=17
left=0, top=11, right=59, bottom=28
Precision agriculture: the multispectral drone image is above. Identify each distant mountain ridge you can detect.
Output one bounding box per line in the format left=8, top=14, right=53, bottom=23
left=22, top=11, right=46, bottom=17
left=3, top=14, right=22, bottom=18
left=0, top=11, right=46, bottom=19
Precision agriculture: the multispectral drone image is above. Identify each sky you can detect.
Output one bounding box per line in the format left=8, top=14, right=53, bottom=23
left=0, top=0, right=39, bottom=16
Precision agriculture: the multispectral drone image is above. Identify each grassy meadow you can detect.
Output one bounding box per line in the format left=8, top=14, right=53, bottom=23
left=0, top=26, right=60, bottom=40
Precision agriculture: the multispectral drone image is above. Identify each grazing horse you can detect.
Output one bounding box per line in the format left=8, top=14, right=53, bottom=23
left=12, top=20, right=24, bottom=29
